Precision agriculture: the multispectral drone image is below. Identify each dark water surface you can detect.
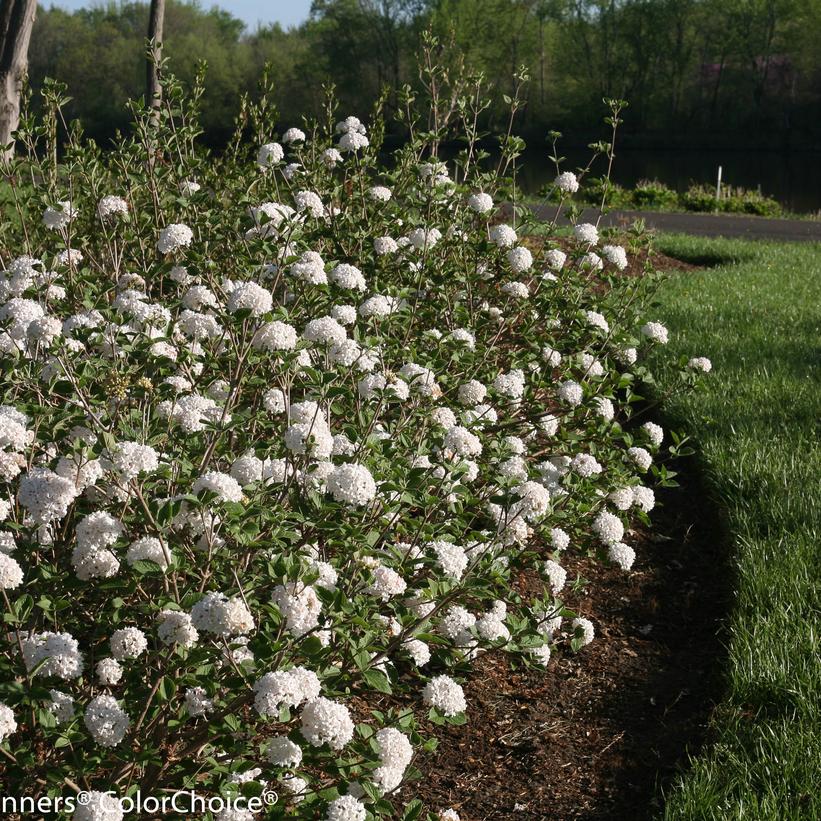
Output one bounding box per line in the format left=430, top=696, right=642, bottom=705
left=512, top=147, right=821, bottom=213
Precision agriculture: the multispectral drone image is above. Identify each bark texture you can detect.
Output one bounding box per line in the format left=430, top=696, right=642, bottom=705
left=146, top=0, right=166, bottom=113
left=0, top=0, right=37, bottom=160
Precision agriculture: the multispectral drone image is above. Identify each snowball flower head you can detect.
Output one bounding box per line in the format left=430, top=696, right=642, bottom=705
left=17, top=468, right=79, bottom=524
left=467, top=192, right=493, bottom=214
left=573, top=222, right=599, bottom=245
left=602, top=244, right=628, bottom=270
left=192, top=471, right=243, bottom=503
left=632, top=485, right=655, bottom=512
left=571, top=453, right=602, bottom=478
left=0, top=703, right=16, bottom=742
left=257, top=142, right=284, bottom=168
left=608, top=542, right=636, bottom=570
left=506, top=246, right=533, bottom=273
left=110, top=441, right=159, bottom=480
left=322, top=147, right=343, bottom=167
left=489, top=224, right=517, bottom=248
left=254, top=666, right=321, bottom=715
left=339, top=131, right=369, bottom=152
left=295, top=189, right=325, bottom=217
left=558, top=380, right=583, bottom=406
left=72, top=791, right=124, bottom=821
left=303, top=316, right=347, bottom=345
left=97, top=195, right=129, bottom=220
left=21, top=631, right=84, bottom=679
left=184, top=686, right=213, bottom=717
left=544, top=248, right=567, bottom=271
left=110, top=627, right=147, bottom=660
left=374, top=236, right=398, bottom=256
left=585, top=310, right=609, bottom=333
left=47, top=690, right=75, bottom=725
left=554, top=171, right=580, bottom=193
left=267, top=735, right=303, bottom=768
left=429, top=540, right=468, bottom=580
left=628, top=446, right=653, bottom=471
left=444, top=425, right=482, bottom=458
left=327, top=463, right=377, bottom=507
left=330, top=263, right=367, bottom=292
left=325, top=795, right=366, bottom=821
left=423, top=675, right=466, bottom=716
left=369, top=185, right=392, bottom=202
left=544, top=559, right=567, bottom=595
left=253, top=320, right=297, bottom=352
left=0, top=553, right=23, bottom=589
left=642, top=421, right=664, bottom=447
left=43, top=201, right=76, bottom=231
left=282, top=127, right=306, bottom=144
left=300, top=697, right=355, bottom=750
left=581, top=251, right=603, bottom=270
left=84, top=695, right=130, bottom=747
left=592, top=509, right=624, bottom=545
left=688, top=356, right=712, bottom=372
left=157, top=610, right=198, bottom=647
left=368, top=565, right=407, bottom=601
left=96, top=658, right=123, bottom=685
left=336, top=115, right=366, bottom=135
left=458, top=380, right=487, bottom=406
left=191, top=591, right=255, bottom=637
left=127, top=537, right=170, bottom=570
left=157, top=223, right=193, bottom=254
left=572, top=617, right=595, bottom=646
left=227, top=281, right=272, bottom=316
left=641, top=321, right=669, bottom=344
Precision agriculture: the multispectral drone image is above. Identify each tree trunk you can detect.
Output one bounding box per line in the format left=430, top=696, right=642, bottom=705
left=0, top=0, right=37, bottom=161
left=146, top=0, right=166, bottom=114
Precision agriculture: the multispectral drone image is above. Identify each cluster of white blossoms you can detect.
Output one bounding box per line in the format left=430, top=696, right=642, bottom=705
left=423, top=675, right=467, bottom=717
left=84, top=695, right=130, bottom=747
left=554, top=171, right=580, bottom=194
left=21, top=631, right=84, bottom=679
left=156, top=223, right=194, bottom=254
left=0, top=84, right=712, bottom=820
left=190, top=591, right=255, bottom=637
left=253, top=666, right=322, bottom=716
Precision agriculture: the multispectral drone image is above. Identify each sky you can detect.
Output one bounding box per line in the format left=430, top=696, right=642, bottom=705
left=44, top=0, right=314, bottom=30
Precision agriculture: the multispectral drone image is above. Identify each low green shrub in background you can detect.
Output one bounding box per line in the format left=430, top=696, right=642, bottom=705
left=569, top=177, right=784, bottom=217
left=632, top=179, right=679, bottom=209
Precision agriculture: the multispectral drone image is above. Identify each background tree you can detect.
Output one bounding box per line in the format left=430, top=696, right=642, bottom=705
left=0, top=0, right=37, bottom=158
left=146, top=0, right=166, bottom=113
left=18, top=0, right=821, bottom=147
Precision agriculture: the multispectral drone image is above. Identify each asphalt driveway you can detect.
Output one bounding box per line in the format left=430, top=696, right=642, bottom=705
left=533, top=206, right=821, bottom=242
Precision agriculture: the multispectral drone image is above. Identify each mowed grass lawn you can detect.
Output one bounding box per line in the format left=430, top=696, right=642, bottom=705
left=649, top=235, right=821, bottom=820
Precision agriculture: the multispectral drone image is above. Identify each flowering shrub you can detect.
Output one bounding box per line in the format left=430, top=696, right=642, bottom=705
left=0, top=61, right=709, bottom=820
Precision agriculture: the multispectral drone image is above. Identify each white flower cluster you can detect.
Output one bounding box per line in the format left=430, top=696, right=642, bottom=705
left=0, top=82, right=710, bottom=819
left=423, top=675, right=467, bottom=716
left=191, top=592, right=255, bottom=637
left=301, top=696, right=355, bottom=749
left=156, top=223, right=193, bottom=254
left=253, top=666, right=321, bottom=716
left=84, top=695, right=130, bottom=747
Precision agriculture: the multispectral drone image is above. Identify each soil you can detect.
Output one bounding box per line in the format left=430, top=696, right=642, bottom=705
left=411, top=467, right=731, bottom=820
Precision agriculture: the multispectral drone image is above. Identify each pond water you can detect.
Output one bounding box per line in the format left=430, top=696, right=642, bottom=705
left=512, top=147, right=821, bottom=214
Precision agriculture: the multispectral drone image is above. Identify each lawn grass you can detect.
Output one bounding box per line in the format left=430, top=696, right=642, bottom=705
left=649, top=235, right=821, bottom=820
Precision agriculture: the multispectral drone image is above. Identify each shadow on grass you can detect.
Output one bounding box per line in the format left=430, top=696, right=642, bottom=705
left=658, top=247, right=749, bottom=268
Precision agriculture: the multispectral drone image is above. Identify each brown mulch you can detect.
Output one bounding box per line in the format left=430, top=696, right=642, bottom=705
left=625, top=248, right=701, bottom=277
left=412, top=463, right=730, bottom=821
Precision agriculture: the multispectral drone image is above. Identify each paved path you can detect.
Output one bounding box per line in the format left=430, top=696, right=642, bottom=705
left=533, top=206, right=821, bottom=242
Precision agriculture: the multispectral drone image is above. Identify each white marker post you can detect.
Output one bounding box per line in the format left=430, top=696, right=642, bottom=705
left=716, top=165, right=723, bottom=207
